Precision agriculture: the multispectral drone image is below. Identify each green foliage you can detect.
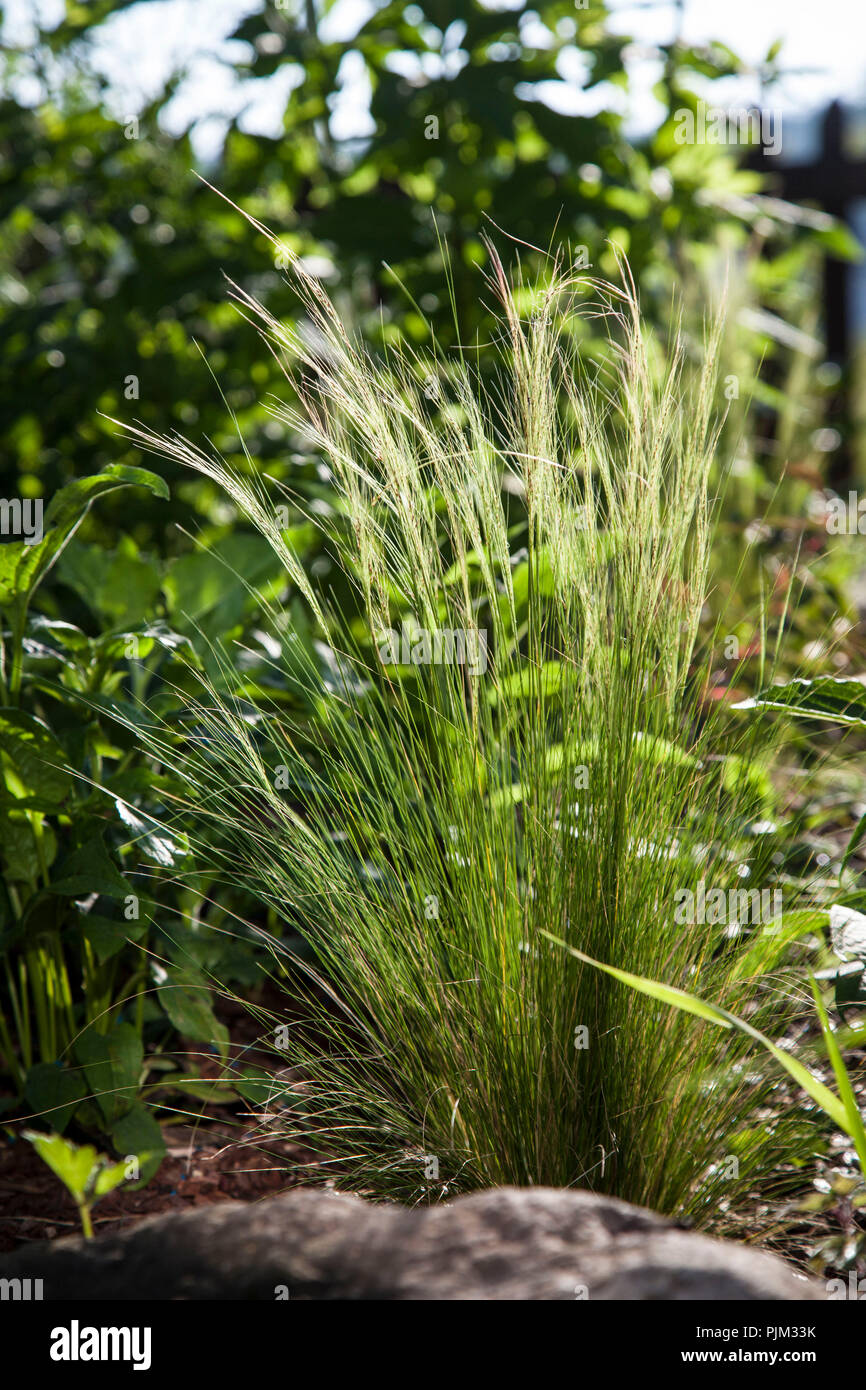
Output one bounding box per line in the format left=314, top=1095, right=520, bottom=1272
left=740, top=678, right=866, bottom=871
left=0, top=0, right=850, bottom=561
left=547, top=926, right=866, bottom=1274
left=23, top=1129, right=142, bottom=1238
left=739, top=676, right=866, bottom=726
left=0, top=464, right=246, bottom=1171
left=810, top=976, right=866, bottom=1176
left=544, top=932, right=866, bottom=1174
left=0, top=465, right=168, bottom=699
left=1, top=1, right=861, bottom=1238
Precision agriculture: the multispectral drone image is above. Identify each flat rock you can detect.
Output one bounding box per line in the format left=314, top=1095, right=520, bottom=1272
left=0, top=1186, right=822, bottom=1300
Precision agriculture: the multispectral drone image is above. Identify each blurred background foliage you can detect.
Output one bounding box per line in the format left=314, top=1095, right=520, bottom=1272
left=2, top=0, right=859, bottom=544
left=1, top=0, right=865, bottom=1193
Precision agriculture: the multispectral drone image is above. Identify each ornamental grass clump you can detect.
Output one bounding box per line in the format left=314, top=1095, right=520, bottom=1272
left=121, top=237, right=815, bottom=1224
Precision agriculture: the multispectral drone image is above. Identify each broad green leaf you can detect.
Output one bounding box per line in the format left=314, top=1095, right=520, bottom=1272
left=163, top=534, right=282, bottom=636
left=109, top=1100, right=165, bottom=1184
left=94, top=620, right=198, bottom=666
left=492, top=732, right=691, bottom=808
left=234, top=1068, right=277, bottom=1106
left=0, top=545, right=23, bottom=609
left=113, top=797, right=188, bottom=867
left=22, top=1130, right=99, bottom=1203
left=734, top=677, right=866, bottom=725
left=489, top=660, right=570, bottom=704
left=73, top=911, right=146, bottom=964
left=143, top=1071, right=238, bottom=1105
left=48, top=836, right=133, bottom=899
left=0, top=465, right=169, bottom=612
left=0, top=813, right=56, bottom=884
left=24, top=1062, right=86, bottom=1133
left=721, top=752, right=774, bottom=814
left=57, top=540, right=161, bottom=626
left=730, top=909, right=827, bottom=982
left=26, top=616, right=89, bottom=654
left=632, top=731, right=696, bottom=770
left=91, top=1157, right=132, bottom=1198
left=815, top=222, right=864, bottom=262
left=23, top=1128, right=149, bottom=1205
left=157, top=972, right=229, bottom=1055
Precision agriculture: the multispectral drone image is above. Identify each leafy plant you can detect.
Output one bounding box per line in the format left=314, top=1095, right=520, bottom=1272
left=23, top=1129, right=142, bottom=1239
left=736, top=675, right=866, bottom=727
left=0, top=465, right=168, bottom=698
left=0, top=465, right=180, bottom=1164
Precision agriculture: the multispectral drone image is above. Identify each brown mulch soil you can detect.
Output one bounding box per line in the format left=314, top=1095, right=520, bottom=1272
left=0, top=1119, right=307, bottom=1252
left=0, top=986, right=315, bottom=1253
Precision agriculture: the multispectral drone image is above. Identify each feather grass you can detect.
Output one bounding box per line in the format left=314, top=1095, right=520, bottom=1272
left=114, top=243, right=820, bottom=1223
